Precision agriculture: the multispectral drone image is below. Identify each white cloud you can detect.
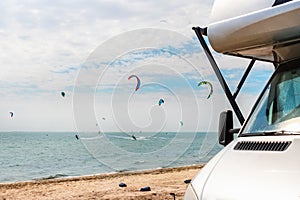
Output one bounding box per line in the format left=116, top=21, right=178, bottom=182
left=0, top=0, right=271, bottom=132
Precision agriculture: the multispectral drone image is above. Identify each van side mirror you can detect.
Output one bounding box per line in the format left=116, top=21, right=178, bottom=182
left=219, top=110, right=236, bottom=146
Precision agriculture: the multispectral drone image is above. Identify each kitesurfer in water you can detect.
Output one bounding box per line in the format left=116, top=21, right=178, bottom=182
left=75, top=134, right=79, bottom=140
left=132, top=135, right=137, bottom=140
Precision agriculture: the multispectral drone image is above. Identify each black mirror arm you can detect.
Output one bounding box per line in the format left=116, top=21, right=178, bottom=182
left=228, top=128, right=240, bottom=134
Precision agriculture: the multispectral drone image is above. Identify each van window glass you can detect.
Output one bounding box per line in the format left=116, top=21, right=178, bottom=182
left=242, top=60, right=300, bottom=134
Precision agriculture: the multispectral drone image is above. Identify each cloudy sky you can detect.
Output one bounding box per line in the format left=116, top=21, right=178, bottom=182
left=0, top=0, right=273, bottom=132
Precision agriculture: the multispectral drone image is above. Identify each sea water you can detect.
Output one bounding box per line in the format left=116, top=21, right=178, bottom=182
left=0, top=132, right=222, bottom=183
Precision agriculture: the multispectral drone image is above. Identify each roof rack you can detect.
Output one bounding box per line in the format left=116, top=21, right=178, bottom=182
left=192, top=26, right=264, bottom=125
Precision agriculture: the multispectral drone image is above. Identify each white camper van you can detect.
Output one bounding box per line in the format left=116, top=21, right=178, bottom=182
left=185, top=0, right=300, bottom=199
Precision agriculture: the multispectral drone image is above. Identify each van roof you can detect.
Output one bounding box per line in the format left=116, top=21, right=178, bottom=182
left=207, top=1, right=300, bottom=63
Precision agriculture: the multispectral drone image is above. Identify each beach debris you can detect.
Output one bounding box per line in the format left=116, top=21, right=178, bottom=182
left=170, top=193, right=176, bottom=200
left=198, top=80, right=213, bottom=99
left=158, top=98, right=164, bottom=106
left=180, top=121, right=183, bottom=126
left=75, top=135, right=79, bottom=140
left=128, top=74, right=141, bottom=92
left=184, top=179, right=192, bottom=184
left=119, top=182, right=127, bottom=187
left=9, top=111, right=14, bottom=118
left=140, top=186, right=151, bottom=192
left=61, top=91, right=66, bottom=97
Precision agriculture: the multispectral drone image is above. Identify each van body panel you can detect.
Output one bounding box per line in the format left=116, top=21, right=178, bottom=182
left=191, top=136, right=300, bottom=200
left=208, top=1, right=300, bottom=62
left=209, top=0, right=274, bottom=24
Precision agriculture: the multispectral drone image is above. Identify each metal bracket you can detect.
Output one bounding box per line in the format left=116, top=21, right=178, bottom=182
left=193, top=27, right=246, bottom=125
left=233, top=59, right=255, bottom=99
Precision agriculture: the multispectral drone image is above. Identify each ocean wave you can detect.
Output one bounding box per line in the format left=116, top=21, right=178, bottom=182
left=80, top=135, right=104, bottom=140
left=107, top=135, right=135, bottom=140
left=33, top=173, right=69, bottom=181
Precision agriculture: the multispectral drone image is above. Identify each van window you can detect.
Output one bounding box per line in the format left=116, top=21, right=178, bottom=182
left=242, top=59, right=300, bottom=134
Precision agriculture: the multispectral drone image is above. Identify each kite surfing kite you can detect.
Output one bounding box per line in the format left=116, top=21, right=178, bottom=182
left=198, top=81, right=213, bottom=99
left=9, top=112, right=13, bottom=118
left=61, top=91, right=65, bottom=97
left=158, top=98, right=165, bottom=106
left=128, top=75, right=141, bottom=91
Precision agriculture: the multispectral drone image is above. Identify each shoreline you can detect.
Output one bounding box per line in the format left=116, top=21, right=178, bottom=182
left=0, top=164, right=204, bottom=199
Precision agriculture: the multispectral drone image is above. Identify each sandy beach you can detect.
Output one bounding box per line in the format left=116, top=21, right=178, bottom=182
left=0, top=164, right=204, bottom=200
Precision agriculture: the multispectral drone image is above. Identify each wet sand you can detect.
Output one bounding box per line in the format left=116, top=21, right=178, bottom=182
left=0, top=164, right=204, bottom=200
